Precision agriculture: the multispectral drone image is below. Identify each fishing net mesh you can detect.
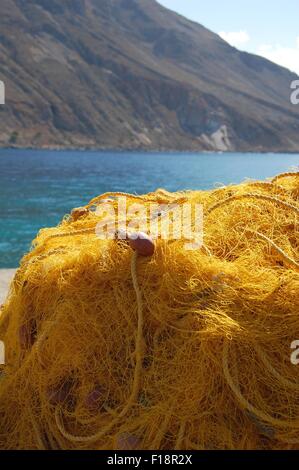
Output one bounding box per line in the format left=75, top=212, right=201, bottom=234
left=0, top=172, right=299, bottom=449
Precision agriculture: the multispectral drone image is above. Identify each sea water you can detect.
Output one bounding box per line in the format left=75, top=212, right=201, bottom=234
left=0, top=149, right=298, bottom=268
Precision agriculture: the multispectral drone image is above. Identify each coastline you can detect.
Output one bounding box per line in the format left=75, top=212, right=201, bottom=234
left=0, top=269, right=16, bottom=304
left=1, top=145, right=299, bottom=155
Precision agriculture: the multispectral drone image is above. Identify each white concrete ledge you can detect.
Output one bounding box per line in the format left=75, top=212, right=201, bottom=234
left=0, top=269, right=17, bottom=304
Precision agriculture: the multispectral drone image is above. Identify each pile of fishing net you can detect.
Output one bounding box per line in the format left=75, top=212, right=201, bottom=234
left=0, top=171, right=299, bottom=450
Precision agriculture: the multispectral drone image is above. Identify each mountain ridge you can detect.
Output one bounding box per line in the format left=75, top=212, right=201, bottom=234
left=0, top=0, right=299, bottom=152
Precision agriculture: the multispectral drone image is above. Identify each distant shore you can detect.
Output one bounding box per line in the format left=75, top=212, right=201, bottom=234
left=1, top=146, right=299, bottom=155
left=0, top=269, right=16, bottom=304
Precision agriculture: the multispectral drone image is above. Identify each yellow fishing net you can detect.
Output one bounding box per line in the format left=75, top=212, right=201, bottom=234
left=0, top=172, right=299, bottom=450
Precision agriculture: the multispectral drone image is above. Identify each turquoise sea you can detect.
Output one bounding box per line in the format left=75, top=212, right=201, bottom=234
left=0, top=149, right=298, bottom=268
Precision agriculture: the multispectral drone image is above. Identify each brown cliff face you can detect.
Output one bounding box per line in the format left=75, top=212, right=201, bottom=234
left=0, top=0, right=299, bottom=152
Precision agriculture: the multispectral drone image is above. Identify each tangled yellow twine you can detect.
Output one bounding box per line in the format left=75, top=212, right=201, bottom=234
left=0, top=171, right=299, bottom=450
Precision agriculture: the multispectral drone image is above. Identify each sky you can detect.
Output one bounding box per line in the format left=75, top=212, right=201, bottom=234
left=158, top=0, right=299, bottom=75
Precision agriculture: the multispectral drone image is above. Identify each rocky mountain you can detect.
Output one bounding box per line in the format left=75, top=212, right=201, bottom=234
left=0, top=0, right=299, bottom=152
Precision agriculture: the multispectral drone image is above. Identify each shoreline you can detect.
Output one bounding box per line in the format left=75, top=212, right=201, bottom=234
left=1, top=146, right=299, bottom=155
left=0, top=269, right=16, bottom=304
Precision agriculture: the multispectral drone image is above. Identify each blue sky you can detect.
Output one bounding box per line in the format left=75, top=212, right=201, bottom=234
left=158, top=0, right=299, bottom=74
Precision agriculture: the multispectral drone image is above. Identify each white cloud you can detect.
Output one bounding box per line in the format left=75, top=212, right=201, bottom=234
left=218, top=30, right=250, bottom=48
left=257, top=38, right=299, bottom=75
